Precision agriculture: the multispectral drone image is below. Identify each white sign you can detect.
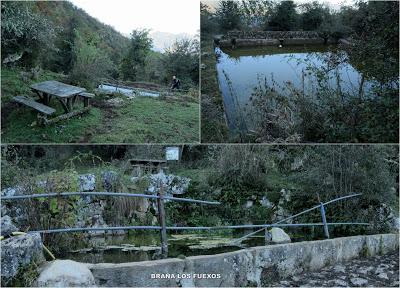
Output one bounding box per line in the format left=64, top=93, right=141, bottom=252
left=166, top=147, right=180, bottom=161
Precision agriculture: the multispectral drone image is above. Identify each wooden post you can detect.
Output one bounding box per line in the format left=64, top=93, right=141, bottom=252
left=320, top=202, right=330, bottom=239
left=43, top=107, right=90, bottom=125
left=66, top=98, right=73, bottom=112
left=83, top=97, right=90, bottom=107
left=157, top=183, right=168, bottom=258
left=43, top=93, right=50, bottom=106
left=264, top=228, right=270, bottom=245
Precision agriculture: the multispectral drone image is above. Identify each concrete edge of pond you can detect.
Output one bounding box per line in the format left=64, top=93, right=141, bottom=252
left=86, top=234, right=399, bottom=287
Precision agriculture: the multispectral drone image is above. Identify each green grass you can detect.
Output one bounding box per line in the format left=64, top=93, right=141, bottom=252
left=2, top=67, right=200, bottom=143
left=90, top=97, right=200, bottom=143
left=200, top=39, right=229, bottom=143
left=2, top=106, right=103, bottom=143
left=170, top=167, right=214, bottom=182
left=1, top=67, right=65, bottom=103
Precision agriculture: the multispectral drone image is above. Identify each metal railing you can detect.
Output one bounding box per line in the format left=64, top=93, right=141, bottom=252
left=3, top=191, right=368, bottom=257
left=231, top=193, right=366, bottom=244
left=2, top=191, right=220, bottom=205
left=2, top=187, right=218, bottom=258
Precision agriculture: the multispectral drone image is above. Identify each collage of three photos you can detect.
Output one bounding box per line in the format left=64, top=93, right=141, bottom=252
left=1, top=0, right=399, bottom=287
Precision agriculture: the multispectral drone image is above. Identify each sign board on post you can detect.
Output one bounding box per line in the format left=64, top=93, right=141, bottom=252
left=165, top=146, right=180, bottom=161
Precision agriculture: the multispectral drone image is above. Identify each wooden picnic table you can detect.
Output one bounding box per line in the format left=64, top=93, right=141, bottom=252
left=30, top=80, right=86, bottom=113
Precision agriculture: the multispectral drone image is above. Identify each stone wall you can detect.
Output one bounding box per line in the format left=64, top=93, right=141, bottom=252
left=1, top=170, right=190, bottom=237
left=224, top=31, right=321, bottom=40
left=217, top=30, right=337, bottom=48
left=87, top=234, right=398, bottom=287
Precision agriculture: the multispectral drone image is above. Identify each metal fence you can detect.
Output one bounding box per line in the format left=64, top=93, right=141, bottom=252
left=2, top=189, right=368, bottom=258
left=231, top=193, right=367, bottom=244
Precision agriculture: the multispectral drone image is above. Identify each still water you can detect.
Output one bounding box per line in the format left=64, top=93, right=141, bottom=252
left=61, top=232, right=313, bottom=263
left=215, top=45, right=372, bottom=133
left=62, top=232, right=261, bottom=263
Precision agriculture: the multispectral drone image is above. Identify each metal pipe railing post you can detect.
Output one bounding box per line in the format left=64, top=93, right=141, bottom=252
left=157, top=183, right=168, bottom=258
left=320, top=202, right=330, bottom=239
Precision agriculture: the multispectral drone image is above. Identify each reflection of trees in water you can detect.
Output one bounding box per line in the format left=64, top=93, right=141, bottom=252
left=222, top=70, right=248, bottom=137
left=217, top=43, right=398, bottom=142
left=284, top=49, right=371, bottom=101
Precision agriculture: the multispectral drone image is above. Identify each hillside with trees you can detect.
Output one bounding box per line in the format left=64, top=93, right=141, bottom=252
left=1, top=1, right=199, bottom=143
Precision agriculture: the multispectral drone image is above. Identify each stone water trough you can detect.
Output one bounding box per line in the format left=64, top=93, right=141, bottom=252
left=36, top=234, right=398, bottom=287
left=217, top=30, right=340, bottom=48
left=98, top=84, right=160, bottom=98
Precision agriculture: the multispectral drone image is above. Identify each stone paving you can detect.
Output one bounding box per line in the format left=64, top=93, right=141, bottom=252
left=268, top=252, right=399, bottom=287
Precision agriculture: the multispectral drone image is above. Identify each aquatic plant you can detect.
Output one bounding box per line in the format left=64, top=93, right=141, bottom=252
left=247, top=49, right=398, bottom=143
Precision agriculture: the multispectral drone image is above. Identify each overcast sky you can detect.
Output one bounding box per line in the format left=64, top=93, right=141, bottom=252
left=69, top=0, right=200, bottom=36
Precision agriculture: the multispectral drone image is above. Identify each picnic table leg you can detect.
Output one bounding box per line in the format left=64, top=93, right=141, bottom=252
left=71, top=95, right=78, bottom=108
left=43, top=93, right=50, bottom=106
left=58, top=99, right=70, bottom=113
left=66, top=98, right=73, bottom=112
left=83, top=97, right=90, bottom=107
left=34, top=91, right=44, bottom=103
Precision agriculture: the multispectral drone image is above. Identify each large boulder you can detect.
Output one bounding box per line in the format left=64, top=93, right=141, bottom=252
left=269, top=227, right=291, bottom=244
left=147, top=171, right=190, bottom=196
left=244, top=200, right=253, bottom=209
left=101, top=171, right=119, bottom=192
left=37, top=260, right=95, bottom=287
left=1, top=215, right=18, bottom=236
left=1, top=186, right=23, bottom=197
left=275, top=189, right=292, bottom=223
left=1, top=233, right=45, bottom=285
left=1, top=187, right=27, bottom=227
left=136, top=198, right=150, bottom=213
left=260, top=196, right=273, bottom=208
left=75, top=200, right=108, bottom=236
left=79, top=174, right=96, bottom=192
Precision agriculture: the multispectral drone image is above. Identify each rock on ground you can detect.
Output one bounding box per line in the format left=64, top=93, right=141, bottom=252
left=1, top=233, right=45, bottom=285
left=37, top=260, right=95, bottom=287
left=75, top=199, right=108, bottom=236
left=269, top=227, right=291, bottom=244
left=1, top=187, right=23, bottom=197
left=266, top=252, right=399, bottom=287
left=101, top=171, right=119, bottom=192
left=260, top=196, right=273, bottom=208
left=105, top=97, right=125, bottom=108
left=79, top=174, right=96, bottom=191
left=147, top=171, right=190, bottom=196
left=1, top=215, right=18, bottom=236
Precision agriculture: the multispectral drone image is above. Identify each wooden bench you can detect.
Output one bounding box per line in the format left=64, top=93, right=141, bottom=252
left=13, top=95, right=56, bottom=116
left=78, top=92, right=95, bottom=107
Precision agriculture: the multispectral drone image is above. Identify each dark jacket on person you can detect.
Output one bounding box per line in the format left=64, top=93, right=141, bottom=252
left=171, top=78, right=181, bottom=89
